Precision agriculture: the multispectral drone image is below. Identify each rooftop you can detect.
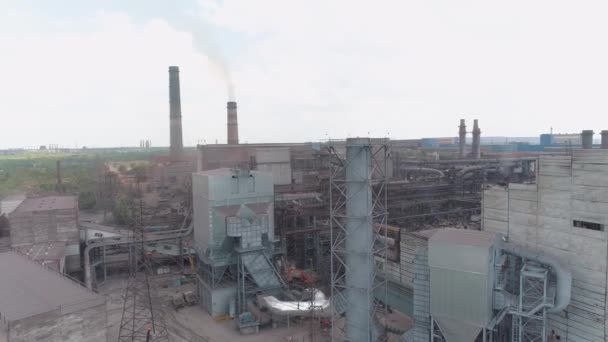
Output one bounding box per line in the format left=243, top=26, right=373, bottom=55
left=13, top=195, right=77, bottom=213
left=16, top=241, right=66, bottom=261
left=0, top=194, right=26, bottom=215
left=430, top=228, right=497, bottom=247
left=0, top=251, right=103, bottom=321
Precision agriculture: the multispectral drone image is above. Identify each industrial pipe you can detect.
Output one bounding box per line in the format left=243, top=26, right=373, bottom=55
left=400, top=167, right=445, bottom=178
left=456, top=165, right=496, bottom=178
left=84, top=218, right=193, bottom=290
left=258, top=289, right=331, bottom=317
left=399, top=157, right=537, bottom=165
left=501, top=242, right=572, bottom=313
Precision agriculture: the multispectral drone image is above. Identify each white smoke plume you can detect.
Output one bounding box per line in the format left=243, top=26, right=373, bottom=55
left=161, top=6, right=235, bottom=101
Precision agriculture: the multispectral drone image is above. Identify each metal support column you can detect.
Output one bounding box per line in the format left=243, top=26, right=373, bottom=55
left=329, top=138, right=389, bottom=342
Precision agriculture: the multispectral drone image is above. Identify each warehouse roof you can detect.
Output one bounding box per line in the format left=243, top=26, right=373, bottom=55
left=0, top=251, right=103, bottom=321
left=430, top=228, right=497, bottom=247
left=13, top=195, right=77, bottom=213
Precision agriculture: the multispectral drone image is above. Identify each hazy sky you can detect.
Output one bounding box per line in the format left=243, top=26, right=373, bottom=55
left=1, top=0, right=608, bottom=148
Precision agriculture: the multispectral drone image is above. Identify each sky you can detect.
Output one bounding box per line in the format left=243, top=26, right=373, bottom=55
left=1, top=0, right=607, bottom=149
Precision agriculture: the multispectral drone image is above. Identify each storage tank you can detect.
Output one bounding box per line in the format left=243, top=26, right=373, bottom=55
left=428, top=229, right=499, bottom=342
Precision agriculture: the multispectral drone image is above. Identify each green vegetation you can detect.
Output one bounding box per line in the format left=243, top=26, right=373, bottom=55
left=0, top=148, right=167, bottom=202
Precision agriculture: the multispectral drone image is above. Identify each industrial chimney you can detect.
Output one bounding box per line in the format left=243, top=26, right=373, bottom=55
left=458, top=119, right=467, bottom=159
left=581, top=130, right=594, bottom=149
left=472, top=119, right=481, bottom=159
left=55, top=160, right=64, bottom=193
left=227, top=101, right=239, bottom=145
left=601, top=130, right=608, bottom=149
left=168, top=66, right=184, bottom=161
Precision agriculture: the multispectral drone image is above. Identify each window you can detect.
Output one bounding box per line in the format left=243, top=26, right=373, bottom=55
left=573, top=220, right=604, bottom=232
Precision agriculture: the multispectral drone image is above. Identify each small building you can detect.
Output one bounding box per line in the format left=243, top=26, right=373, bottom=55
left=0, top=194, right=26, bottom=251
left=0, top=251, right=106, bottom=342
left=8, top=195, right=80, bottom=273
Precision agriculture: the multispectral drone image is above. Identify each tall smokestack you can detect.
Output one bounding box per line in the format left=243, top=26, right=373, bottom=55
left=169, top=66, right=184, bottom=160
left=581, top=130, right=594, bottom=149
left=227, top=101, right=239, bottom=145
left=458, top=119, right=467, bottom=159
left=601, top=130, right=608, bottom=149
left=472, top=119, right=481, bottom=159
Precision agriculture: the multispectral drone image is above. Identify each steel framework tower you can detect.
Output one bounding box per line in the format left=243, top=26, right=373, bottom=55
left=117, top=204, right=169, bottom=342
left=329, top=138, right=389, bottom=342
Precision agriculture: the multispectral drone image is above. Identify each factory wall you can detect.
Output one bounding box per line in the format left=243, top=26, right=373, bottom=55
left=197, top=143, right=318, bottom=187
left=5, top=303, right=106, bottom=342
left=482, top=150, right=608, bottom=342
left=192, top=169, right=275, bottom=265
left=380, top=229, right=435, bottom=289
left=8, top=200, right=80, bottom=273
left=198, top=281, right=237, bottom=317
left=9, top=207, right=78, bottom=246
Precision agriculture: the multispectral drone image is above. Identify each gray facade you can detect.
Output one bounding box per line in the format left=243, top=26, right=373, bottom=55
left=193, top=168, right=280, bottom=316
left=192, top=168, right=275, bottom=263
left=8, top=196, right=80, bottom=272
left=483, top=149, right=608, bottom=341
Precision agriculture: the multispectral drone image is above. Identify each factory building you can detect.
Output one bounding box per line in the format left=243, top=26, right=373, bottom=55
left=7, top=195, right=80, bottom=273
left=193, top=168, right=282, bottom=319
left=197, top=143, right=321, bottom=191
left=0, top=194, right=25, bottom=251
left=482, top=149, right=608, bottom=341
left=0, top=251, right=106, bottom=342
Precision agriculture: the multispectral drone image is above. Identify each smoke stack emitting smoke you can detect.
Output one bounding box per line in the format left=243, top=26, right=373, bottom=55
left=227, top=100, right=239, bottom=145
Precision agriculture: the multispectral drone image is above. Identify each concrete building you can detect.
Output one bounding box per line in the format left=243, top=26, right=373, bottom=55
left=483, top=149, right=608, bottom=341
left=193, top=168, right=282, bottom=317
left=0, top=251, right=106, bottom=342
left=8, top=196, right=80, bottom=273
left=197, top=143, right=321, bottom=191
left=0, top=194, right=25, bottom=251
left=149, top=155, right=197, bottom=191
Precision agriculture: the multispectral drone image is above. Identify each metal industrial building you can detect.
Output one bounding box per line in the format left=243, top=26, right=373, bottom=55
left=7, top=195, right=80, bottom=273
left=0, top=251, right=106, bottom=342
left=193, top=168, right=283, bottom=324
left=483, top=148, right=608, bottom=341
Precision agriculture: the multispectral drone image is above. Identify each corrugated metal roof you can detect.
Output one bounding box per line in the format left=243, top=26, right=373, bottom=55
left=0, top=194, right=26, bottom=215
left=411, top=228, right=443, bottom=240
left=13, top=195, right=77, bottom=213
left=0, top=251, right=103, bottom=321
left=430, top=228, right=496, bottom=247
left=16, top=241, right=66, bottom=261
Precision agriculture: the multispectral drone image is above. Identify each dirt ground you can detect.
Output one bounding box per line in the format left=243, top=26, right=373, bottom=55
left=99, top=275, right=321, bottom=342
